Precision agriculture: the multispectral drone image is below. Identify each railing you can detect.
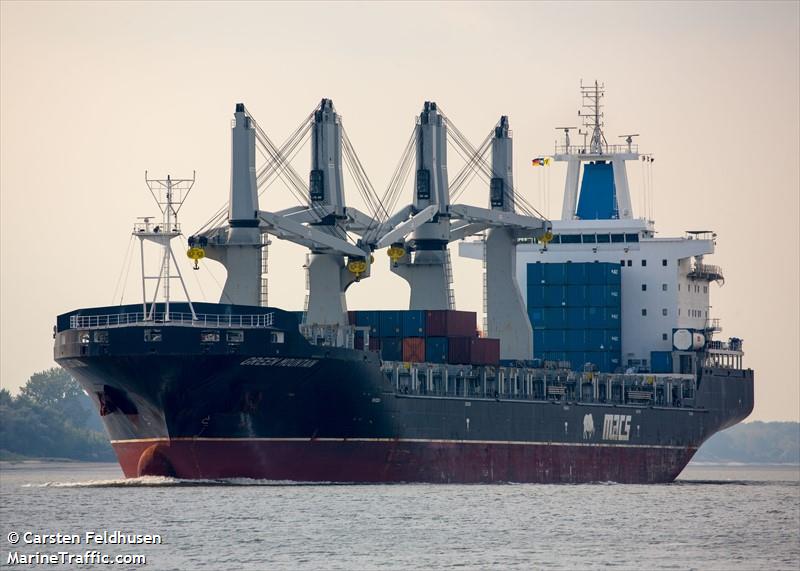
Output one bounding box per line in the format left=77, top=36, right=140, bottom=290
left=132, top=222, right=181, bottom=234
left=69, top=311, right=274, bottom=329
left=383, top=363, right=698, bottom=408
left=553, top=143, right=638, bottom=156
left=688, top=264, right=724, bottom=283
left=705, top=318, right=722, bottom=332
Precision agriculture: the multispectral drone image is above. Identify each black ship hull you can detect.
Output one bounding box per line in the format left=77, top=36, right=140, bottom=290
left=55, top=304, right=754, bottom=483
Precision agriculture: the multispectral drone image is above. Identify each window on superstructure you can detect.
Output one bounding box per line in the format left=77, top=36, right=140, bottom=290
left=561, top=234, right=581, bottom=244
left=582, top=234, right=597, bottom=243
left=642, top=259, right=647, bottom=267
left=627, top=260, right=632, bottom=267
left=662, top=259, right=668, bottom=266
left=596, top=234, right=610, bottom=243
left=704, top=286, right=708, bottom=293
left=620, top=260, right=625, bottom=266
left=662, top=309, right=668, bottom=316
left=641, top=309, right=647, bottom=316
left=662, top=284, right=668, bottom=291
left=642, top=284, right=647, bottom=291
left=625, top=233, right=639, bottom=242
left=662, top=333, right=668, bottom=341
left=611, top=234, right=625, bottom=243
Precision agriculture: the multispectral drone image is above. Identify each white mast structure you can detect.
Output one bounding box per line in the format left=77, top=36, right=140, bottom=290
left=135, top=172, right=197, bottom=322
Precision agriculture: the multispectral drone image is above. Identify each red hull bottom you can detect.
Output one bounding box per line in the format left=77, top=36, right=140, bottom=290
left=114, top=439, right=695, bottom=484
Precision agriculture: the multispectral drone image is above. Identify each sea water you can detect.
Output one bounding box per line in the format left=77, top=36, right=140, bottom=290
left=1, top=462, right=798, bottom=570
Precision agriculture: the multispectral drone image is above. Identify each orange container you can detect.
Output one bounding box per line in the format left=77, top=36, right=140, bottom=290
left=402, top=337, right=426, bottom=363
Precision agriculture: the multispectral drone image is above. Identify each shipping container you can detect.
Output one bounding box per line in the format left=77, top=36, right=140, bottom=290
left=543, top=285, right=566, bottom=307
left=527, top=285, right=545, bottom=307
left=587, top=284, right=605, bottom=307
left=368, top=337, right=381, bottom=352
left=426, top=310, right=477, bottom=337
left=605, top=330, right=621, bottom=351
left=380, top=311, right=402, bottom=337
left=347, top=311, right=357, bottom=325
left=527, top=262, right=544, bottom=284
left=586, top=329, right=605, bottom=350
left=533, top=330, right=545, bottom=352
left=606, top=265, right=621, bottom=285
left=651, top=351, right=673, bottom=373
left=401, top=310, right=427, bottom=337
left=542, top=329, right=566, bottom=352
left=543, top=307, right=567, bottom=328
left=402, top=337, right=425, bottom=363
left=605, top=309, right=621, bottom=329
left=565, top=263, right=586, bottom=284
left=565, top=329, right=586, bottom=351
left=425, top=337, right=448, bottom=363
left=604, top=286, right=621, bottom=307
left=471, top=337, right=500, bottom=365
left=447, top=337, right=473, bottom=364
left=565, top=284, right=586, bottom=306
left=528, top=308, right=545, bottom=328
left=380, top=338, right=402, bottom=361
left=543, top=263, right=566, bottom=284
left=354, top=330, right=365, bottom=350
left=564, top=307, right=587, bottom=329
left=355, top=311, right=381, bottom=337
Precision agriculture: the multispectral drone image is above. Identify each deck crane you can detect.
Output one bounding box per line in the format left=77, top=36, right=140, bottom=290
left=370, top=103, right=550, bottom=359
left=191, top=101, right=377, bottom=328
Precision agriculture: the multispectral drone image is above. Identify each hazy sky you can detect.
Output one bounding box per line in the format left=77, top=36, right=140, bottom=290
left=1, top=1, right=798, bottom=421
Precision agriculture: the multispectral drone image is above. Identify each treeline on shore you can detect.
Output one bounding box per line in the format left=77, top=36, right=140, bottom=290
left=0, top=368, right=115, bottom=461
left=0, top=368, right=798, bottom=464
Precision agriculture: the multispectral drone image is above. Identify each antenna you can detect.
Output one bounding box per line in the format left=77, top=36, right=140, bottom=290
left=134, top=172, right=197, bottom=322
left=555, top=127, right=577, bottom=150
left=578, top=80, right=606, bottom=154
left=619, top=134, right=640, bottom=152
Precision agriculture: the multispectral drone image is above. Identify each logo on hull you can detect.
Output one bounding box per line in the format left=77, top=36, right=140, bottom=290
left=582, top=414, right=595, bottom=439
left=602, top=414, right=632, bottom=441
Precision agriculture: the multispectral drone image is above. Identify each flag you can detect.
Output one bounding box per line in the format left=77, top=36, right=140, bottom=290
left=531, top=157, right=545, bottom=166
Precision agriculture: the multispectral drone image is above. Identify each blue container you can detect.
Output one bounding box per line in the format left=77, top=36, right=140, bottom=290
left=586, top=284, right=604, bottom=307
left=606, top=265, right=621, bottom=285
left=380, top=338, right=403, bottom=361
left=565, top=351, right=585, bottom=370
left=565, top=263, right=586, bottom=284
left=604, top=285, right=621, bottom=307
left=605, top=330, right=621, bottom=351
left=542, top=329, right=566, bottom=352
left=585, top=329, right=605, bottom=350
left=426, top=337, right=448, bottom=363
left=401, top=310, right=426, bottom=337
left=565, top=329, right=585, bottom=351
left=543, top=285, right=566, bottom=307
left=533, top=330, right=544, bottom=352
left=651, top=351, right=672, bottom=373
left=355, top=310, right=381, bottom=336
left=543, top=307, right=567, bottom=328
left=605, top=309, right=621, bottom=329
left=587, top=263, right=606, bottom=285
left=586, top=306, right=604, bottom=329
left=527, top=263, right=544, bottom=284
left=528, top=308, right=545, bottom=328
left=565, top=284, right=586, bottom=306
left=565, top=307, right=587, bottom=329
left=527, top=285, right=545, bottom=307
left=380, top=311, right=402, bottom=337
left=543, top=263, right=566, bottom=284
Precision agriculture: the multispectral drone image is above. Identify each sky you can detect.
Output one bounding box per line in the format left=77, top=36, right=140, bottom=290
left=1, top=1, right=798, bottom=421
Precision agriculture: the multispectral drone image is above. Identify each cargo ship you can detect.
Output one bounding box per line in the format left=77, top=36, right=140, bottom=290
left=54, top=83, right=753, bottom=483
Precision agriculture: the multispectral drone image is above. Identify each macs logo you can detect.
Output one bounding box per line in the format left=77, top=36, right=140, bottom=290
left=602, top=414, right=632, bottom=441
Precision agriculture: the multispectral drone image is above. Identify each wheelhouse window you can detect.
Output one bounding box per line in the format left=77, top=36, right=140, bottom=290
left=561, top=234, right=581, bottom=244
left=611, top=234, right=625, bottom=243
left=625, top=233, right=639, bottom=243
left=582, top=234, right=597, bottom=243
left=596, top=234, right=610, bottom=243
